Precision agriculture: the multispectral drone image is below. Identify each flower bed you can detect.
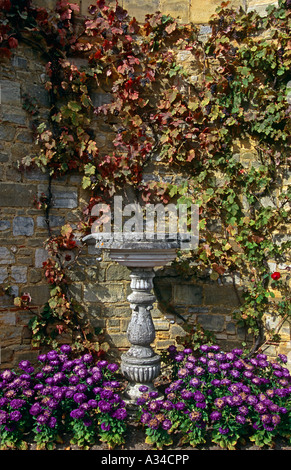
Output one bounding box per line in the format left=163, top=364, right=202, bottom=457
left=0, top=345, right=127, bottom=450
left=137, top=344, right=291, bottom=450
left=0, top=343, right=290, bottom=450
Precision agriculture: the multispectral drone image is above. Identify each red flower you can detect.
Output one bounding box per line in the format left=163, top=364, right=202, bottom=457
left=271, top=272, right=281, bottom=280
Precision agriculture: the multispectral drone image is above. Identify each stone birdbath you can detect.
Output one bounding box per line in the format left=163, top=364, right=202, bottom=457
left=83, top=233, right=181, bottom=405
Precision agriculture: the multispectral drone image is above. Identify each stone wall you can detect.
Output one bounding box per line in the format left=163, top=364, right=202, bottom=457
left=0, top=0, right=289, bottom=369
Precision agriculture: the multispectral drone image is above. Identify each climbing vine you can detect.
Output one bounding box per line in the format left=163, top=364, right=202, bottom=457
left=1, top=0, right=290, bottom=354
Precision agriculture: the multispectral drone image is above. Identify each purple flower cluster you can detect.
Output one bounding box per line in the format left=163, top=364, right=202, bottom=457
left=138, top=344, right=291, bottom=445
left=0, top=345, right=127, bottom=448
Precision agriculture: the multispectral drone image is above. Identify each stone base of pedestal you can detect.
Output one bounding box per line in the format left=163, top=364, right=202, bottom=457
left=121, top=353, right=161, bottom=404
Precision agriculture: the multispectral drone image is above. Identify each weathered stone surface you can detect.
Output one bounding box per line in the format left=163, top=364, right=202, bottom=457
left=0, top=153, right=9, bottom=162
left=0, top=220, right=10, bottom=231
left=20, top=284, right=50, bottom=305
left=197, top=313, right=225, bottom=332
left=106, top=263, right=130, bottom=281
left=0, top=80, right=21, bottom=106
left=0, top=183, right=34, bottom=207
left=173, top=284, right=202, bottom=305
left=0, top=247, right=15, bottom=264
left=84, top=282, right=125, bottom=303
left=11, top=266, right=27, bottom=283
left=13, top=216, right=34, bottom=236
left=0, top=266, right=8, bottom=283
left=35, top=248, right=48, bottom=268
left=204, top=285, right=241, bottom=307
left=37, top=215, right=65, bottom=228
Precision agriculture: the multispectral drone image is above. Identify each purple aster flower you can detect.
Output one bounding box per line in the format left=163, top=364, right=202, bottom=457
left=278, top=354, right=287, bottom=364
left=226, top=352, right=235, bottom=361
left=148, top=417, right=159, bottom=429
left=47, top=350, right=58, bottom=361
left=97, top=360, right=108, bottom=369
left=230, top=369, right=240, bottom=379
left=271, top=415, right=281, bottom=426
left=208, top=366, right=219, bottom=374
left=236, top=415, right=246, bottom=425
left=187, top=355, right=197, bottom=363
left=10, top=410, right=22, bottom=422
left=139, top=385, right=149, bottom=393
left=200, top=344, right=210, bottom=353
left=210, top=345, right=221, bottom=352
left=107, top=363, right=119, bottom=372
left=18, top=360, right=31, bottom=371
left=189, top=377, right=201, bottom=388
left=189, top=410, right=202, bottom=422
left=149, top=391, right=159, bottom=399
left=162, top=419, right=172, bottom=430
left=232, top=348, right=243, bottom=356
left=251, top=377, right=262, bottom=385
left=29, top=403, right=42, bottom=416
left=175, top=402, right=186, bottom=410
left=141, top=412, right=151, bottom=424
left=113, top=408, right=127, bottom=420
left=218, top=427, right=229, bottom=435
left=70, top=408, right=85, bottom=419
left=194, top=391, right=205, bottom=402
left=0, top=410, right=7, bottom=424
left=185, top=361, right=195, bottom=370
left=177, top=368, right=189, bottom=378
left=254, top=402, right=267, bottom=414
left=233, top=360, right=244, bottom=370
left=193, top=366, right=205, bottom=376
left=148, top=401, right=162, bottom=413
left=261, top=414, right=271, bottom=424
left=1, top=369, right=14, bottom=382
left=100, top=422, right=110, bottom=431
left=214, top=397, right=225, bottom=409
left=98, top=400, right=112, bottom=413
left=196, top=402, right=206, bottom=409
left=82, top=354, right=93, bottom=363
left=211, top=379, right=221, bottom=386
left=162, top=400, right=174, bottom=410
left=48, top=416, right=57, bottom=428
left=73, top=392, right=87, bottom=404
left=175, top=353, right=185, bottom=362
left=181, top=389, right=194, bottom=400
left=183, top=348, right=193, bottom=355
left=37, top=354, right=47, bottom=362
left=238, top=405, right=249, bottom=416
left=60, top=344, right=71, bottom=354
left=0, top=397, right=8, bottom=406
left=9, top=398, right=25, bottom=409
left=47, top=398, right=59, bottom=409
left=210, top=411, right=222, bottom=421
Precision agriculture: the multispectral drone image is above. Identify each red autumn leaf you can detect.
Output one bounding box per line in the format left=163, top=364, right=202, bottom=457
left=212, top=263, right=226, bottom=275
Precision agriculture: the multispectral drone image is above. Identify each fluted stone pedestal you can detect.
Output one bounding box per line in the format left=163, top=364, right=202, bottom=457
left=83, top=235, right=180, bottom=405
left=120, top=268, right=161, bottom=402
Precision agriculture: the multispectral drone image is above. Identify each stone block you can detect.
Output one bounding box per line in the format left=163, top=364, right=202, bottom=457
left=37, top=215, right=65, bottom=228
left=13, top=216, right=34, bottom=236
left=20, top=284, right=50, bottom=305
left=123, top=0, right=160, bottom=22
left=0, top=247, right=15, bottom=265
left=190, top=0, right=244, bottom=24
left=0, top=80, right=21, bottom=106
left=0, top=124, right=16, bottom=142
left=106, top=263, right=130, bottom=281
left=197, top=313, right=225, bottom=332
left=0, top=152, right=9, bottom=162
left=11, top=266, right=27, bottom=283
left=84, top=282, right=125, bottom=303
left=38, top=184, right=78, bottom=209
left=159, top=0, right=190, bottom=22
left=0, top=183, right=34, bottom=207
left=0, top=267, right=8, bottom=283
left=0, top=220, right=10, bottom=231
left=204, top=285, right=241, bottom=307
left=35, top=248, right=48, bottom=268
left=173, top=284, right=202, bottom=305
